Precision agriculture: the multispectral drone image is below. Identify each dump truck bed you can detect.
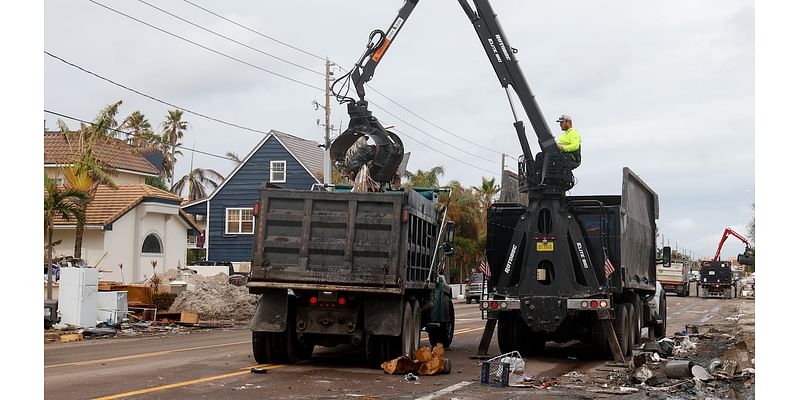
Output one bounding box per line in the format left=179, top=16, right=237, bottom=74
left=249, top=188, right=439, bottom=291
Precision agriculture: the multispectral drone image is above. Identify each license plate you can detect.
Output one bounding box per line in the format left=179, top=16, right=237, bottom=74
left=536, top=241, right=554, bottom=252
left=708, top=271, right=716, bottom=275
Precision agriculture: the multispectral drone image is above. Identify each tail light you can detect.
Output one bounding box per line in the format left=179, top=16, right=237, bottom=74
left=338, top=297, right=347, bottom=306
left=590, top=300, right=598, bottom=308
left=599, top=300, right=608, bottom=308
left=490, top=301, right=499, bottom=309
left=309, top=296, right=318, bottom=305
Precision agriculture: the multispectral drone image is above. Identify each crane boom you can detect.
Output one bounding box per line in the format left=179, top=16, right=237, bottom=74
left=712, top=227, right=752, bottom=262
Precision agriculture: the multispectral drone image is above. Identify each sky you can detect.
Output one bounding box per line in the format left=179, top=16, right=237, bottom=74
left=42, top=0, right=755, bottom=260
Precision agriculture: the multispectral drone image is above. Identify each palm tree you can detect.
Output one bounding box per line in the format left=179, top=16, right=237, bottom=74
left=58, top=101, right=122, bottom=259
left=225, top=151, right=243, bottom=166
left=162, top=109, right=188, bottom=186
left=122, top=111, right=154, bottom=147
left=171, top=167, right=225, bottom=201
left=403, top=166, right=445, bottom=188
left=44, top=174, right=87, bottom=300
left=473, top=177, right=499, bottom=213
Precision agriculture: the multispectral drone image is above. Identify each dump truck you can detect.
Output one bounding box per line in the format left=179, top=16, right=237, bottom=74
left=483, top=168, right=666, bottom=360
left=247, top=187, right=456, bottom=368
left=657, top=261, right=691, bottom=297
left=318, top=0, right=667, bottom=362
left=699, top=260, right=736, bottom=298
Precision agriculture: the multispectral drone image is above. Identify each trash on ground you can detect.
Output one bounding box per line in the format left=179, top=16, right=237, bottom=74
left=664, top=360, right=695, bottom=378
left=634, top=366, right=654, bottom=383
left=480, top=351, right=525, bottom=387
left=691, top=365, right=711, bottom=381
left=250, top=367, right=267, bottom=374
left=381, top=344, right=450, bottom=376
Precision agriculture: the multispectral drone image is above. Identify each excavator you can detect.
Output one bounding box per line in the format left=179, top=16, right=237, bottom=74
left=329, top=0, right=665, bottom=363
left=699, top=227, right=754, bottom=298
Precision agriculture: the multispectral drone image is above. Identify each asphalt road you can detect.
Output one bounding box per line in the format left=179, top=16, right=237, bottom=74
left=44, top=287, right=746, bottom=400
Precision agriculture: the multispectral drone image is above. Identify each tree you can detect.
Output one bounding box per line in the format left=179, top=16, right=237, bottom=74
left=122, top=111, right=154, bottom=147
left=473, top=176, right=499, bottom=214
left=171, top=167, right=225, bottom=201
left=59, top=101, right=121, bottom=259
left=747, top=203, right=755, bottom=243
left=162, top=109, right=188, bottom=186
left=403, top=166, right=445, bottom=188
left=225, top=151, right=243, bottom=166
left=44, top=174, right=86, bottom=300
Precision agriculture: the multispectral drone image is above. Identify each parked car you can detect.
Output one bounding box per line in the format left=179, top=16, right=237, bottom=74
left=466, top=272, right=486, bottom=304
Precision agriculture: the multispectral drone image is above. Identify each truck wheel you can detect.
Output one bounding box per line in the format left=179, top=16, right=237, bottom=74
left=252, top=331, right=270, bottom=364
left=466, top=297, right=472, bottom=305
left=613, top=304, right=630, bottom=357
left=653, top=292, right=667, bottom=338
left=429, top=298, right=455, bottom=348
left=625, top=304, right=636, bottom=356
left=366, top=334, right=402, bottom=369
left=401, top=301, right=420, bottom=358
left=632, top=296, right=643, bottom=345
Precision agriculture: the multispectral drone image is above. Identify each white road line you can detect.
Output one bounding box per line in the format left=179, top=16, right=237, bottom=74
left=414, top=381, right=473, bottom=400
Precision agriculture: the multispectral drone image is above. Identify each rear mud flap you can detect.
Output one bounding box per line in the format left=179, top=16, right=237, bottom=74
left=521, top=297, right=567, bottom=332
left=251, top=289, right=288, bottom=333
left=365, top=296, right=403, bottom=336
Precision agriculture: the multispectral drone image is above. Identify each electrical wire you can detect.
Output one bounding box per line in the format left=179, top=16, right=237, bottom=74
left=391, top=127, right=497, bottom=176
left=86, top=0, right=323, bottom=92
left=175, top=1, right=506, bottom=159
left=136, top=0, right=323, bottom=77
left=182, top=0, right=327, bottom=62
left=45, top=51, right=268, bottom=137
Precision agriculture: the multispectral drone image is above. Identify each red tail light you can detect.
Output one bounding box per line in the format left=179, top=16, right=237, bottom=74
left=338, top=297, right=346, bottom=306
left=491, top=301, right=499, bottom=309
left=590, top=300, right=598, bottom=308
left=309, top=296, right=318, bottom=305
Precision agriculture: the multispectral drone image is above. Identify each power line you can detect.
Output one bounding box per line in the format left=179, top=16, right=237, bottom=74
left=367, top=87, right=504, bottom=155
left=370, top=101, right=499, bottom=165
left=46, top=50, right=498, bottom=175
left=182, top=0, right=327, bottom=62
left=175, top=1, right=505, bottom=159
left=45, top=51, right=269, bottom=137
left=86, top=0, right=322, bottom=92
left=391, top=127, right=497, bottom=176
left=136, top=0, right=322, bottom=77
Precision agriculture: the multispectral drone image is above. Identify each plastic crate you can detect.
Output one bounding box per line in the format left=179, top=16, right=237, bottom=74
left=480, top=360, right=510, bottom=387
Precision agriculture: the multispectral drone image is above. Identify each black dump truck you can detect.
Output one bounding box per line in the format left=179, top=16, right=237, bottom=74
left=247, top=188, right=456, bottom=368
left=481, top=168, right=666, bottom=361
left=699, top=260, right=736, bottom=299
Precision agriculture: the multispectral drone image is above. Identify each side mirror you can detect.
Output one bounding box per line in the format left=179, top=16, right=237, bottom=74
left=663, top=246, right=671, bottom=267
left=445, top=221, right=455, bottom=243
left=442, top=242, right=454, bottom=257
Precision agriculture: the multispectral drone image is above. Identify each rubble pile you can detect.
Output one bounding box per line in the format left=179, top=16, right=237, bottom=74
left=168, top=271, right=258, bottom=321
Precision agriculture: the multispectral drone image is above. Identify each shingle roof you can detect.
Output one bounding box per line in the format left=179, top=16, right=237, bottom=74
left=44, top=132, right=160, bottom=176
left=273, top=130, right=324, bottom=178
left=51, top=184, right=183, bottom=226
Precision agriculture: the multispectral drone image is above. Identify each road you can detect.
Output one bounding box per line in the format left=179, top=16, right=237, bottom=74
left=44, top=286, right=749, bottom=400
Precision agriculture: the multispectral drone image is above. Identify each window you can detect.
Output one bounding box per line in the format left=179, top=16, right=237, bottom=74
left=270, top=160, right=286, bottom=183
left=142, top=233, right=163, bottom=254
left=226, top=208, right=254, bottom=234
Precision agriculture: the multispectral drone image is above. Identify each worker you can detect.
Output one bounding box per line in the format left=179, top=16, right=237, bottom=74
left=556, top=114, right=581, bottom=168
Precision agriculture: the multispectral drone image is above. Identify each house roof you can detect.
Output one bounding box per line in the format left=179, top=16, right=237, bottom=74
left=272, top=130, right=324, bottom=178
left=44, top=132, right=160, bottom=176
left=181, top=130, right=323, bottom=209
left=51, top=184, right=192, bottom=228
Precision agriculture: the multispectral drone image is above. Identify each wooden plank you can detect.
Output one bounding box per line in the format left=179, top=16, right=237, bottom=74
left=59, top=333, right=83, bottom=343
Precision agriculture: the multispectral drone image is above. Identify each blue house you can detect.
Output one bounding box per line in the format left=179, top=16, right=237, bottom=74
left=182, top=130, right=323, bottom=264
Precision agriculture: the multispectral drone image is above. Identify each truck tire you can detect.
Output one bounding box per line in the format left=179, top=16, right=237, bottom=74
left=466, top=297, right=472, bottom=305
left=625, top=303, right=636, bottom=356
left=366, top=334, right=401, bottom=369
left=252, top=331, right=270, bottom=364
left=632, top=296, right=643, bottom=345
left=429, top=298, right=455, bottom=348
left=498, top=312, right=544, bottom=356
left=653, top=292, right=667, bottom=338
left=401, top=301, right=421, bottom=358
left=613, top=304, right=630, bottom=357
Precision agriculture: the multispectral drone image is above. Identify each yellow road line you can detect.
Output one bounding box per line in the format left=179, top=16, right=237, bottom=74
left=45, top=340, right=251, bottom=369
left=92, top=325, right=487, bottom=399
left=93, top=364, right=283, bottom=400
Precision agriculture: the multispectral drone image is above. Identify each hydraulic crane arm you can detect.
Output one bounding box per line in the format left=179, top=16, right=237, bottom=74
left=713, top=227, right=752, bottom=262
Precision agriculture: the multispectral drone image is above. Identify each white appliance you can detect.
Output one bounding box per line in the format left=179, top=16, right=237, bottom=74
left=97, top=291, right=128, bottom=325
left=58, top=267, right=99, bottom=328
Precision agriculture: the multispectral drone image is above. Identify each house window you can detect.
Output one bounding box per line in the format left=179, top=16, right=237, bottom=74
left=142, top=233, right=163, bottom=254
left=226, top=208, right=254, bottom=234
left=270, top=160, right=286, bottom=183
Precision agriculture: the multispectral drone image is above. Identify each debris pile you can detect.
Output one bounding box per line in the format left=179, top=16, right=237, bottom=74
left=381, top=344, right=451, bottom=376
left=168, top=271, right=258, bottom=321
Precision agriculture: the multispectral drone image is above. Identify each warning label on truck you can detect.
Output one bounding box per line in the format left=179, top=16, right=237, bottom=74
left=536, top=241, right=554, bottom=252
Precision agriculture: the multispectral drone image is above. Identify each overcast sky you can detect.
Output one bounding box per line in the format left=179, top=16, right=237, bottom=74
left=43, top=0, right=754, bottom=260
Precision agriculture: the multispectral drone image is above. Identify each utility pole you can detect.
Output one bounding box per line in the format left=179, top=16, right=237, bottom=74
left=323, top=59, right=333, bottom=188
